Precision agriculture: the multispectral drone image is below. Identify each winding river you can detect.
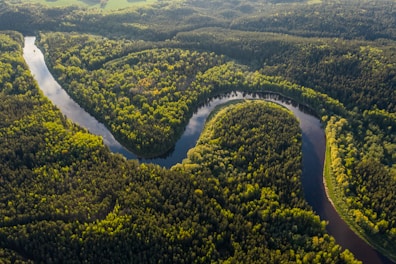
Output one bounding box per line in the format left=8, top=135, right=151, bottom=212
left=23, top=36, right=393, bottom=264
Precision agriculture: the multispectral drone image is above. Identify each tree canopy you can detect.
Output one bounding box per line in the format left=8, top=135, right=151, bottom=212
left=0, top=0, right=395, bottom=262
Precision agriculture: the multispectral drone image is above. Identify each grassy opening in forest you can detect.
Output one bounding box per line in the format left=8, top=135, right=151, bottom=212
left=5, top=0, right=159, bottom=10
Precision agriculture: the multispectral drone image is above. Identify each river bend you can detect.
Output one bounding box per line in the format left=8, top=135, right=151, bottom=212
left=23, top=36, right=392, bottom=264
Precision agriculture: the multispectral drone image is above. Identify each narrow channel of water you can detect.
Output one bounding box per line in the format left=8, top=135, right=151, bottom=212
left=23, top=36, right=393, bottom=264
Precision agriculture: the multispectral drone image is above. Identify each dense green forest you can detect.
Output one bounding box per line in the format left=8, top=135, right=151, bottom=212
left=0, top=32, right=360, bottom=262
left=37, top=27, right=396, bottom=259
left=1, top=0, right=396, bottom=40
left=0, top=0, right=395, bottom=262
left=39, top=32, right=231, bottom=156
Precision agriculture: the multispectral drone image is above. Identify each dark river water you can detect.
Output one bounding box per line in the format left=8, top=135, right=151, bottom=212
left=23, top=36, right=393, bottom=264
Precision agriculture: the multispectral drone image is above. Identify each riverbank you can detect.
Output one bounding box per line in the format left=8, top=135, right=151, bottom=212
left=323, top=134, right=396, bottom=263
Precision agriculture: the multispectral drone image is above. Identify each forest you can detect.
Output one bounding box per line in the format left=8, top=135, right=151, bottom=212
left=0, top=0, right=395, bottom=262
left=0, top=32, right=359, bottom=262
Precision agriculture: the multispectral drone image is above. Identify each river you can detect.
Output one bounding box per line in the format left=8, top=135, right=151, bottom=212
left=23, top=36, right=393, bottom=264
